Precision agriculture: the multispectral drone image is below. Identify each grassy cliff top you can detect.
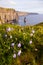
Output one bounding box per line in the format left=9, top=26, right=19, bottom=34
left=35, top=22, right=43, bottom=26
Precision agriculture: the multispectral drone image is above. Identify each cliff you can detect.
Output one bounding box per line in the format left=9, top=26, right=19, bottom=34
left=0, top=7, right=18, bottom=24
left=17, top=11, right=29, bottom=16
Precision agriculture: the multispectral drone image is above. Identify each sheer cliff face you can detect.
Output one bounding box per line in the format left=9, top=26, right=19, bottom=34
left=0, top=7, right=18, bottom=23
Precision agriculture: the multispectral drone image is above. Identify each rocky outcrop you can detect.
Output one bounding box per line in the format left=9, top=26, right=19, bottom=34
left=0, top=7, right=18, bottom=24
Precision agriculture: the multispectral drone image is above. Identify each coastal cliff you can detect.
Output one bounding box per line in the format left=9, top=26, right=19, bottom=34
left=0, top=7, right=18, bottom=24
left=17, top=11, right=28, bottom=16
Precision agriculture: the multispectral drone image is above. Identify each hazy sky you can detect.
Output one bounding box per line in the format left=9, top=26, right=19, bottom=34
left=0, top=0, right=43, bottom=13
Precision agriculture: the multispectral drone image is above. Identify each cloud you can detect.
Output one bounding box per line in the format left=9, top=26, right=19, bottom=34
left=0, top=0, right=43, bottom=13
left=8, top=0, right=16, bottom=5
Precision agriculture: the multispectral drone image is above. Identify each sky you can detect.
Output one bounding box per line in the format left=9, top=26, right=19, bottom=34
left=0, top=0, right=43, bottom=13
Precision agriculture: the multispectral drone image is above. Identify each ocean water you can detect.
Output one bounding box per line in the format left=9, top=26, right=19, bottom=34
left=18, top=14, right=43, bottom=26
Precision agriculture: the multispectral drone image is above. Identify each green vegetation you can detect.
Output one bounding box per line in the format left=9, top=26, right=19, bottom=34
left=35, top=22, right=43, bottom=26
left=0, top=23, right=43, bottom=65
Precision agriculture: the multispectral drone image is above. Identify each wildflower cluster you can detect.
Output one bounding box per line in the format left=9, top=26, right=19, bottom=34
left=5, top=27, right=22, bottom=58
left=12, top=42, right=22, bottom=58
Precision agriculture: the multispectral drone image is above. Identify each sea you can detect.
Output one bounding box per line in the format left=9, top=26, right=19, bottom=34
left=18, top=14, right=43, bottom=26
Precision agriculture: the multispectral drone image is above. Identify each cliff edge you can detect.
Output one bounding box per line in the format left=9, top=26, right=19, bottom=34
left=0, top=7, right=18, bottom=24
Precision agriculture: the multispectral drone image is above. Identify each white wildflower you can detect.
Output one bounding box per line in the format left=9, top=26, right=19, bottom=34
left=18, top=43, right=21, bottom=48
left=11, top=43, right=15, bottom=47
left=32, top=30, right=35, bottom=34
left=17, top=50, right=21, bottom=56
left=10, top=35, right=12, bottom=39
left=30, top=33, right=33, bottom=36
left=5, top=34, right=7, bottom=37
left=13, top=54, right=16, bottom=58
left=29, top=40, right=32, bottom=44
left=35, top=48, right=38, bottom=51
left=7, top=27, right=11, bottom=32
